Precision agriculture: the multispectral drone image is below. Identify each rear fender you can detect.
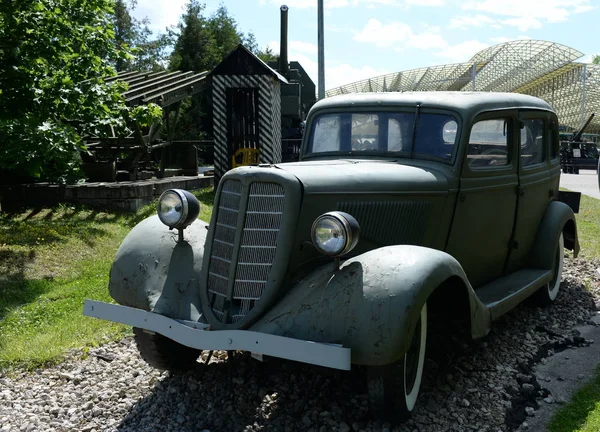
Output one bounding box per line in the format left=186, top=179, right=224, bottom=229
left=108, top=215, right=208, bottom=322
left=528, top=200, right=579, bottom=270
left=251, top=245, right=490, bottom=365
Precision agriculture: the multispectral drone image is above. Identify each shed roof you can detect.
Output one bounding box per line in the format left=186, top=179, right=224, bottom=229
left=210, top=44, right=288, bottom=83
left=110, top=70, right=209, bottom=108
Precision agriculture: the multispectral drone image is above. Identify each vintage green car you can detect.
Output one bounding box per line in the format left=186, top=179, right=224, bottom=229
left=84, top=91, right=580, bottom=423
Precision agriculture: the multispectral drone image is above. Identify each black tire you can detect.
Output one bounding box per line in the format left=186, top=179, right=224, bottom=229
left=367, top=303, right=427, bottom=424
left=531, top=233, right=564, bottom=306
left=133, top=327, right=201, bottom=372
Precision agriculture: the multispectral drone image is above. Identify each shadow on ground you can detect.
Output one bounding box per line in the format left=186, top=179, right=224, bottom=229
left=116, top=354, right=372, bottom=432
left=112, top=278, right=597, bottom=432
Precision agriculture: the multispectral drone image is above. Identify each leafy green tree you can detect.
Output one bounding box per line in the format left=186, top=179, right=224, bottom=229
left=0, top=0, right=131, bottom=183
left=243, top=32, right=259, bottom=54
left=256, top=46, right=278, bottom=64
left=111, top=0, right=170, bottom=72
left=112, top=0, right=138, bottom=71
left=593, top=55, right=600, bottom=65
left=169, top=1, right=245, bottom=72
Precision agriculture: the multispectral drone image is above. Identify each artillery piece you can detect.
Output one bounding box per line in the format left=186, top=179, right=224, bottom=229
left=560, top=113, right=597, bottom=174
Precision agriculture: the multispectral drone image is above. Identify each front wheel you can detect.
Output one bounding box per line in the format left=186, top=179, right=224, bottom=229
left=532, top=232, right=564, bottom=306
left=367, top=302, right=427, bottom=423
left=133, top=327, right=201, bottom=372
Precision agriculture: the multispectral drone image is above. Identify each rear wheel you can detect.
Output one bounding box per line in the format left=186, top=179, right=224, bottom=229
left=532, top=233, right=564, bottom=306
left=367, top=303, right=427, bottom=423
left=133, top=327, right=201, bottom=372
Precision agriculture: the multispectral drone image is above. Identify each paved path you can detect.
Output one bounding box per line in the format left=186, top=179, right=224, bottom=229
left=559, top=169, right=600, bottom=200
left=522, top=313, right=600, bottom=431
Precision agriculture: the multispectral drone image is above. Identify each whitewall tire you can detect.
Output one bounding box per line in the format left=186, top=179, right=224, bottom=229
left=367, top=302, right=427, bottom=423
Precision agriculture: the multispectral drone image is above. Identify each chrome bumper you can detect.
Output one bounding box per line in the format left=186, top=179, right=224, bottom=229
left=82, top=300, right=351, bottom=370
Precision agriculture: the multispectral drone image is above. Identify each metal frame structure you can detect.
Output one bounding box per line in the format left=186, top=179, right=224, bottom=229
left=326, top=40, right=599, bottom=133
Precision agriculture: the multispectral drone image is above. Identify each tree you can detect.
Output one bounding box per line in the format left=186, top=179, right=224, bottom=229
left=0, top=0, right=131, bottom=183
left=256, top=46, right=278, bottom=64
left=168, top=2, right=250, bottom=140
left=169, top=1, right=244, bottom=72
left=593, top=55, right=600, bottom=65
left=112, top=0, right=138, bottom=71
left=110, top=0, right=170, bottom=72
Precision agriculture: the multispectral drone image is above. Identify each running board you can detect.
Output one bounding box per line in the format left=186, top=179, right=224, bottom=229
left=476, top=268, right=553, bottom=320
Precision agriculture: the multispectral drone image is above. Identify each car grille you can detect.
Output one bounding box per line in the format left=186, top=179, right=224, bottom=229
left=207, top=179, right=285, bottom=324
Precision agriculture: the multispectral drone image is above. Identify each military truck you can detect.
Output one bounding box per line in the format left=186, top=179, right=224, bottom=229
left=84, top=91, right=579, bottom=423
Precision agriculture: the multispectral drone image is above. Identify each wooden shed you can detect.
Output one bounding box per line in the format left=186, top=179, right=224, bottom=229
left=210, top=45, right=288, bottom=183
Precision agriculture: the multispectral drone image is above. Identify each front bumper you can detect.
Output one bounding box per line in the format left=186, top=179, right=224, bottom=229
left=83, top=300, right=351, bottom=370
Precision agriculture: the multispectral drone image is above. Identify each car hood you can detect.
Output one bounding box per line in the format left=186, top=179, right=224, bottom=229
left=274, top=159, right=451, bottom=194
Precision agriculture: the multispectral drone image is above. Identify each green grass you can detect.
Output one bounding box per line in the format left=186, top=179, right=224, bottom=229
left=571, top=193, right=600, bottom=260
left=549, top=366, right=600, bottom=432
left=0, top=187, right=214, bottom=370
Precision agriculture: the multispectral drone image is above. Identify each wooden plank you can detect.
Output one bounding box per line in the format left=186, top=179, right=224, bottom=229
left=142, top=73, right=209, bottom=106
left=124, top=71, right=191, bottom=98
left=124, top=71, right=169, bottom=87
left=104, top=71, right=139, bottom=82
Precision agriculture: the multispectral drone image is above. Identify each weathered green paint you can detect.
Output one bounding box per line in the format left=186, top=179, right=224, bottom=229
left=109, top=215, right=207, bottom=322
left=251, top=245, right=490, bottom=365
left=528, top=201, right=579, bottom=269
left=104, top=91, right=579, bottom=368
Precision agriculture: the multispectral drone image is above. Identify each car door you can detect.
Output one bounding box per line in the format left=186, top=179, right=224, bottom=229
left=504, top=110, right=555, bottom=273
left=445, top=111, right=518, bottom=288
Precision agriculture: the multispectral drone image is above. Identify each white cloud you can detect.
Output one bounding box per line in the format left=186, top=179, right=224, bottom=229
left=260, top=0, right=348, bottom=8
left=131, top=0, right=188, bottom=32
left=490, top=35, right=532, bottom=43
left=448, top=14, right=495, bottom=29
left=434, top=40, right=490, bottom=61
left=500, top=17, right=542, bottom=31
left=581, top=54, right=594, bottom=63
left=404, top=0, right=445, bottom=5
left=266, top=39, right=388, bottom=90
left=326, top=63, right=391, bottom=89
left=353, top=18, right=448, bottom=50
left=462, top=0, right=594, bottom=27
left=291, top=41, right=319, bottom=54
left=268, top=40, right=320, bottom=55
left=262, top=0, right=444, bottom=8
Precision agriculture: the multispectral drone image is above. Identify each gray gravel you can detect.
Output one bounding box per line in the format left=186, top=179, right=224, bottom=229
left=1, top=255, right=599, bottom=432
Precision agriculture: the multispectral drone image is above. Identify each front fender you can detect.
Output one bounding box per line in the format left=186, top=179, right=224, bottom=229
left=108, top=215, right=208, bottom=322
left=251, top=245, right=490, bottom=366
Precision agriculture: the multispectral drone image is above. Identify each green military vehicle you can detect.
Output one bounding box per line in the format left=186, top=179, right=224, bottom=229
left=84, top=92, right=580, bottom=423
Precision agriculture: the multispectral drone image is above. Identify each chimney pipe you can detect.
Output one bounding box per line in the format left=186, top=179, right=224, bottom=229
left=279, top=5, right=289, bottom=79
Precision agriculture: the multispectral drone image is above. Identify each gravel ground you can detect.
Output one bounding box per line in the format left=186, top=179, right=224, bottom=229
left=1, top=255, right=599, bottom=432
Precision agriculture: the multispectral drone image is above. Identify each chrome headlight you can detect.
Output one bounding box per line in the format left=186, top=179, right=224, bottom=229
left=311, top=211, right=360, bottom=257
left=157, top=189, right=200, bottom=229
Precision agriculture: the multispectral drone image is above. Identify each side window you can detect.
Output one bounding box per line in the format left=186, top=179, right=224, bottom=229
left=521, top=119, right=546, bottom=167
left=468, top=119, right=510, bottom=169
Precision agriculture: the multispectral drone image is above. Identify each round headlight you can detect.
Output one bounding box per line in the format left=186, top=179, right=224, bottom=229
left=311, top=211, right=360, bottom=257
left=157, top=189, right=200, bottom=229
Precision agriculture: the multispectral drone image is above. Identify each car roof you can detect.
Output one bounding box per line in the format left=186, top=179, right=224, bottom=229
left=310, top=91, right=554, bottom=117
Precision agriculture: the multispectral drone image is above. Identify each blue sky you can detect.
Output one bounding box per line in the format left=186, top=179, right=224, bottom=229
left=131, top=0, right=598, bottom=91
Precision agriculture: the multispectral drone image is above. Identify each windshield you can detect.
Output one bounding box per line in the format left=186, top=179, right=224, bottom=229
left=307, top=111, right=459, bottom=163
